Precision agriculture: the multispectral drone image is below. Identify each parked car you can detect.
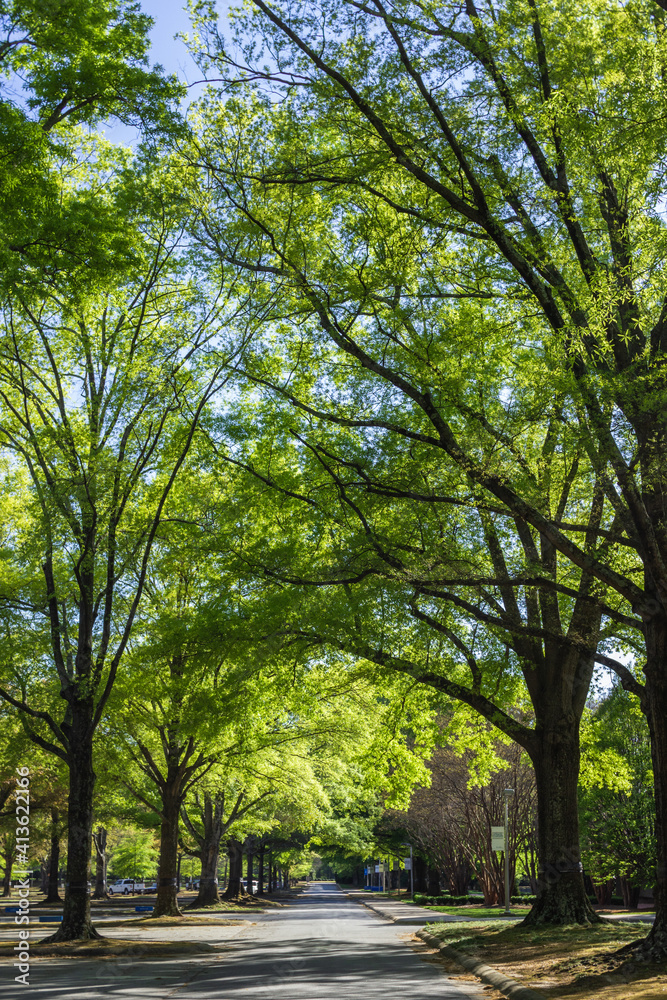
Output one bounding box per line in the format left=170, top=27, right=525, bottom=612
left=142, top=883, right=158, bottom=895
left=108, top=879, right=145, bottom=895
left=185, top=879, right=200, bottom=890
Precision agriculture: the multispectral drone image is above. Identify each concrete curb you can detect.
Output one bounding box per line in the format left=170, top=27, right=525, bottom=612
left=418, top=929, right=543, bottom=1000
left=343, top=890, right=474, bottom=925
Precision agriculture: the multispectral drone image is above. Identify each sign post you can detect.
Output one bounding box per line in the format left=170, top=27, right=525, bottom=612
left=503, top=788, right=515, bottom=914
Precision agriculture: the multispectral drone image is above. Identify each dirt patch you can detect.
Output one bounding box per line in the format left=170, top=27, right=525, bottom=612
left=426, top=920, right=667, bottom=999
left=101, top=915, right=245, bottom=928
left=0, top=937, right=222, bottom=960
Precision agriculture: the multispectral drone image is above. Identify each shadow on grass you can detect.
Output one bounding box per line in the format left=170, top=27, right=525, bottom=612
left=428, top=919, right=667, bottom=998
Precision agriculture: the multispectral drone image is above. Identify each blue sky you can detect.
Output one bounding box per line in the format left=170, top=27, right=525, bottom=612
left=139, top=0, right=203, bottom=85
left=101, top=1, right=230, bottom=142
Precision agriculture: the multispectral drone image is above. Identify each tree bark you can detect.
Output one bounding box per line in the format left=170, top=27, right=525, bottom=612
left=257, top=846, right=265, bottom=896
left=45, top=807, right=62, bottom=904
left=246, top=847, right=254, bottom=896
left=186, top=833, right=221, bottom=908
left=637, top=626, right=667, bottom=956
left=413, top=855, right=428, bottom=894
left=91, top=826, right=108, bottom=900
left=1, top=836, right=15, bottom=897
left=46, top=709, right=100, bottom=941
left=221, top=838, right=247, bottom=900
left=154, top=785, right=182, bottom=917
left=523, top=713, right=598, bottom=926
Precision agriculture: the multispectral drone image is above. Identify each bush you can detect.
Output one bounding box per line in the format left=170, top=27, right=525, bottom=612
left=511, top=895, right=537, bottom=903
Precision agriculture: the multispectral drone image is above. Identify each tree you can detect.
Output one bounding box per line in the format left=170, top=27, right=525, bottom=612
left=386, top=726, right=538, bottom=902
left=0, top=153, right=237, bottom=939
left=0, top=0, right=181, bottom=290
left=183, top=0, right=667, bottom=944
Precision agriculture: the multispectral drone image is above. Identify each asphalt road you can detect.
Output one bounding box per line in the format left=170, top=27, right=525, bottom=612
left=0, top=882, right=484, bottom=999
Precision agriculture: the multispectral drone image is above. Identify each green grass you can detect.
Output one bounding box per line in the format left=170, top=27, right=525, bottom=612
left=423, top=905, right=530, bottom=918
left=424, top=919, right=648, bottom=953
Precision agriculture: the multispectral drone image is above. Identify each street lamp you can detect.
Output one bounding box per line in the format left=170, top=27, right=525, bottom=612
left=503, top=788, right=515, bottom=915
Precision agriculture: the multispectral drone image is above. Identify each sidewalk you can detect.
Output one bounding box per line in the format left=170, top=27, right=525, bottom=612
left=344, top=890, right=655, bottom=926
left=344, top=890, right=522, bottom=925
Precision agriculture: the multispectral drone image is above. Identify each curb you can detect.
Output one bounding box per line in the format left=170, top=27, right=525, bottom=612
left=343, top=890, right=464, bottom=925
left=418, top=929, right=543, bottom=1000
left=345, top=893, right=404, bottom=924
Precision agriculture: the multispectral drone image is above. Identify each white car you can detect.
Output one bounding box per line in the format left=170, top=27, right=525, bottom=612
left=108, top=879, right=144, bottom=895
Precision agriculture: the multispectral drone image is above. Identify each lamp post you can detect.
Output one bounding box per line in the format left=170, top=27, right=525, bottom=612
left=503, top=788, right=515, bottom=915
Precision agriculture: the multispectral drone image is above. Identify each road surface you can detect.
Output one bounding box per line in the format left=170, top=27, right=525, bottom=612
left=1, top=882, right=484, bottom=999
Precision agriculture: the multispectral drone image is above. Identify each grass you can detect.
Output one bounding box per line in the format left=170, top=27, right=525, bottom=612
left=425, top=919, right=667, bottom=998
left=424, top=904, right=531, bottom=918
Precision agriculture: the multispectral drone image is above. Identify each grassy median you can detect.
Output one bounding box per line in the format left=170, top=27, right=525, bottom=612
left=425, top=919, right=666, bottom=998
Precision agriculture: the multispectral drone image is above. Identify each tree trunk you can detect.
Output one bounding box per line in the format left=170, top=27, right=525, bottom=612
left=637, top=630, right=667, bottom=956
left=427, top=867, right=440, bottom=895
left=523, top=719, right=599, bottom=926
left=45, top=807, right=62, bottom=903
left=413, top=855, right=428, bottom=894
left=257, top=846, right=265, bottom=896
left=187, top=843, right=220, bottom=908
left=620, top=877, right=641, bottom=910
left=154, top=786, right=182, bottom=917
left=591, top=878, right=614, bottom=907
left=47, top=710, right=100, bottom=941
left=91, top=826, right=108, bottom=900
left=1, top=837, right=14, bottom=896
left=222, top=838, right=247, bottom=900
left=246, top=849, right=254, bottom=896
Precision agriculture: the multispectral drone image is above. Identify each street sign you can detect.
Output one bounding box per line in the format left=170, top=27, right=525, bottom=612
left=403, top=857, right=412, bottom=871
left=491, top=826, right=505, bottom=852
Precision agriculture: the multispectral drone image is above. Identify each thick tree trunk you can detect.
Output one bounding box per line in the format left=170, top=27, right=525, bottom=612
left=45, top=807, right=62, bottom=904
left=257, top=847, right=265, bottom=896
left=182, top=790, right=224, bottom=908
left=91, top=826, right=108, bottom=900
left=222, top=839, right=247, bottom=900
left=154, top=787, right=182, bottom=917
left=523, top=718, right=599, bottom=926
left=187, top=843, right=220, bottom=908
left=637, top=629, right=667, bottom=956
left=47, top=710, right=100, bottom=941
left=246, top=849, right=254, bottom=896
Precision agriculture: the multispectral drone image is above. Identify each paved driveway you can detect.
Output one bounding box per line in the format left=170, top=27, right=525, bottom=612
left=0, top=882, right=484, bottom=999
